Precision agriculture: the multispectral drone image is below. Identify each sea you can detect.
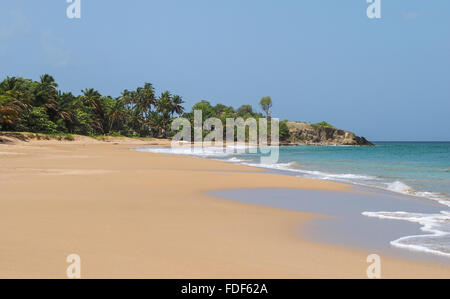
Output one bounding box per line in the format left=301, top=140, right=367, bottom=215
left=135, top=142, right=450, bottom=258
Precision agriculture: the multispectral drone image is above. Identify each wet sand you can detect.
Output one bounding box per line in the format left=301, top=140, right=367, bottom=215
left=0, top=138, right=449, bottom=278
left=210, top=187, right=450, bottom=264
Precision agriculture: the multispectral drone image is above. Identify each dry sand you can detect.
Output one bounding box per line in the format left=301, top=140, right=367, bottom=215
left=0, top=136, right=449, bottom=278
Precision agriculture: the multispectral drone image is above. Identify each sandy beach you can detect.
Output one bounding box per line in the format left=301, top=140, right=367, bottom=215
left=0, top=137, right=449, bottom=278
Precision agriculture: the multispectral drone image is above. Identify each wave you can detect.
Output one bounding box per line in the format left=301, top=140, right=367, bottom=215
left=362, top=211, right=450, bottom=257
left=385, top=181, right=450, bottom=208
left=227, top=157, right=250, bottom=163
left=242, top=161, right=378, bottom=180
left=134, top=145, right=255, bottom=158
left=238, top=161, right=450, bottom=208
left=134, top=145, right=450, bottom=258
left=135, top=146, right=450, bottom=207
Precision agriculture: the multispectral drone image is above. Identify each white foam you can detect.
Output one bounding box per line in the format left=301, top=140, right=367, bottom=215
left=138, top=146, right=450, bottom=206
left=363, top=211, right=450, bottom=257
left=136, top=147, right=450, bottom=206
left=134, top=146, right=253, bottom=158
left=134, top=146, right=450, bottom=257
left=227, top=157, right=249, bottom=163
left=240, top=161, right=379, bottom=181
left=385, top=181, right=450, bottom=208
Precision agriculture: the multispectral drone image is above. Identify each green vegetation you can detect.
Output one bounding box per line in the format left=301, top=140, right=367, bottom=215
left=0, top=75, right=185, bottom=138
left=259, top=96, right=272, bottom=119
left=311, top=121, right=336, bottom=129
left=279, top=121, right=290, bottom=141
left=182, top=101, right=291, bottom=142
left=0, top=74, right=293, bottom=142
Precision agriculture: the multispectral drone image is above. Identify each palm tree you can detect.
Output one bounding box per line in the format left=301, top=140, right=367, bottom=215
left=81, top=88, right=104, bottom=134
left=36, top=74, right=58, bottom=113
left=128, top=83, right=156, bottom=119
left=155, top=91, right=173, bottom=138
left=171, top=95, right=185, bottom=117
left=0, top=91, right=29, bottom=130
left=108, top=98, right=127, bottom=133
left=121, top=83, right=156, bottom=136
left=56, top=92, right=78, bottom=132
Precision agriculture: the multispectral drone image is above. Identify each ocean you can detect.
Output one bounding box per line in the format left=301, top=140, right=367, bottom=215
left=135, top=142, right=450, bottom=257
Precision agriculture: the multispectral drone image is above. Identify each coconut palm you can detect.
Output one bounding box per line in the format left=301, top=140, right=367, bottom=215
left=81, top=88, right=105, bottom=134
left=0, top=91, right=28, bottom=129
left=35, top=74, right=58, bottom=113
left=171, top=95, right=185, bottom=117
left=155, top=91, right=173, bottom=138
left=108, top=98, right=128, bottom=133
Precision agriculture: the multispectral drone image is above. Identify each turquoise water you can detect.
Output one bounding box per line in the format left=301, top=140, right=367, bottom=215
left=226, top=142, right=450, bottom=205
left=137, top=142, right=450, bottom=204
left=136, top=142, right=450, bottom=257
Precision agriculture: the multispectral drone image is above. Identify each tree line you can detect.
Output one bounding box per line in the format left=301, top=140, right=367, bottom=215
left=0, top=75, right=290, bottom=140
left=0, top=74, right=184, bottom=138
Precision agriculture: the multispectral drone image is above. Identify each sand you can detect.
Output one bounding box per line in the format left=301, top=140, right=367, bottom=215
left=0, top=137, right=449, bottom=278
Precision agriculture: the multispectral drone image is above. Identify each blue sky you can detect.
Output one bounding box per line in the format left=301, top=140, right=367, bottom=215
left=1, top=0, right=449, bottom=141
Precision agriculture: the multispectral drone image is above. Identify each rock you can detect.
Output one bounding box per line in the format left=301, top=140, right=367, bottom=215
left=285, top=122, right=374, bottom=146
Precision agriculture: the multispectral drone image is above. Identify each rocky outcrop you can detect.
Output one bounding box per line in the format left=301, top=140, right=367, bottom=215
left=285, top=122, right=373, bottom=146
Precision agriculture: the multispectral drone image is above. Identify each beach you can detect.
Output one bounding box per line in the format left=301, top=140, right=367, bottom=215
left=1, top=138, right=449, bottom=278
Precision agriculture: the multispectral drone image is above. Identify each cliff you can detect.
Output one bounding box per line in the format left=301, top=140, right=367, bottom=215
left=284, top=121, right=374, bottom=146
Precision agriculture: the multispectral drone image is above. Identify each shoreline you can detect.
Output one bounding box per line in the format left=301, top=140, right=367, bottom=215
left=134, top=144, right=450, bottom=207
left=1, top=139, right=449, bottom=278
left=137, top=144, right=450, bottom=260
left=209, top=187, right=450, bottom=264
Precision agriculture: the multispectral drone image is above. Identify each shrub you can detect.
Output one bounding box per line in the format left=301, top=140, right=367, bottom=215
left=26, top=107, right=58, bottom=134
left=279, top=121, right=290, bottom=141
left=312, top=121, right=336, bottom=129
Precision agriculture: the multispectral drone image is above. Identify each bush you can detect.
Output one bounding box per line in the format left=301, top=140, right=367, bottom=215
left=74, top=110, right=93, bottom=135
left=312, top=121, right=336, bottom=129
left=279, top=121, right=290, bottom=141
left=26, top=107, right=58, bottom=134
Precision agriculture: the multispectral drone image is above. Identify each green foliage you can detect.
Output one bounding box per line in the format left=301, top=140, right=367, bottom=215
left=183, top=99, right=287, bottom=142
left=26, top=107, right=58, bottom=134
left=237, top=104, right=253, bottom=116
left=0, top=75, right=186, bottom=138
left=259, top=96, right=272, bottom=118
left=0, top=75, right=290, bottom=142
left=279, top=121, right=290, bottom=141
left=311, top=121, right=336, bottom=129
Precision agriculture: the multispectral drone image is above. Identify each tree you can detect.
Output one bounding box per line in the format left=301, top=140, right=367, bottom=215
left=0, top=91, right=29, bottom=130
left=55, top=92, right=78, bottom=133
left=35, top=74, right=58, bottom=117
left=192, top=100, right=215, bottom=120
left=0, top=74, right=186, bottom=138
left=26, top=107, right=58, bottom=134
left=107, top=98, right=127, bottom=133
left=259, top=96, right=272, bottom=119
left=135, top=83, right=157, bottom=119
left=237, top=104, right=253, bottom=116
left=155, top=91, right=173, bottom=138
left=171, top=95, right=185, bottom=117
left=81, top=88, right=104, bottom=134
left=279, top=121, right=290, bottom=141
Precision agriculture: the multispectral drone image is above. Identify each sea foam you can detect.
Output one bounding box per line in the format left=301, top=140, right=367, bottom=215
left=362, top=211, right=450, bottom=257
